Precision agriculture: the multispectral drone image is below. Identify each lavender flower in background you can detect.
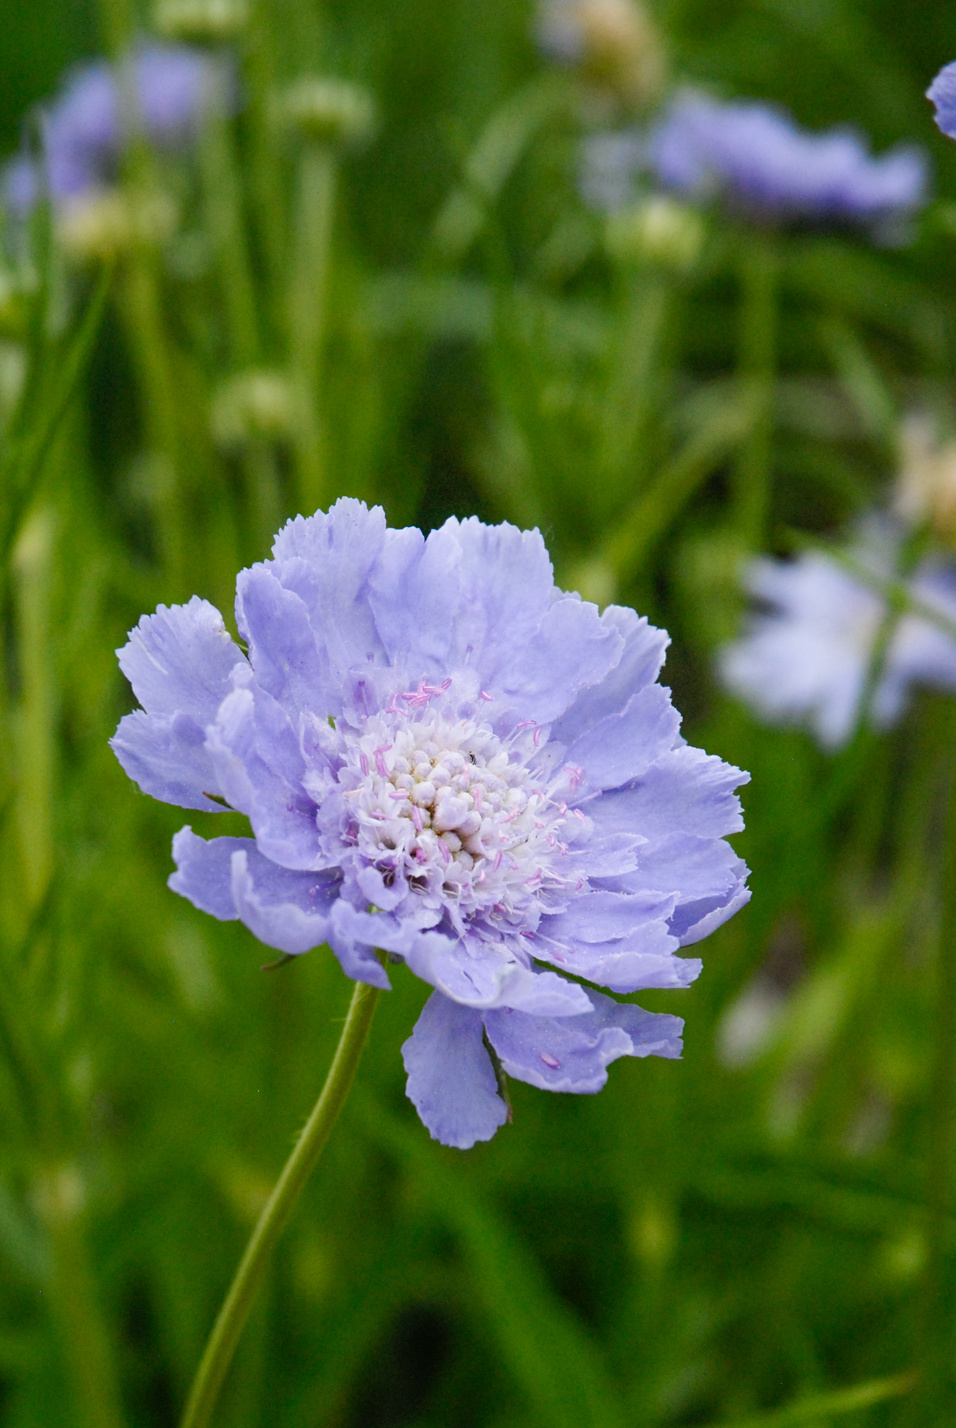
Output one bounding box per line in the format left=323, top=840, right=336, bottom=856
left=720, top=523, right=956, bottom=750
left=927, top=62, right=956, bottom=142
left=112, top=499, right=750, bottom=1148
left=648, top=92, right=927, bottom=232
left=3, top=44, right=214, bottom=216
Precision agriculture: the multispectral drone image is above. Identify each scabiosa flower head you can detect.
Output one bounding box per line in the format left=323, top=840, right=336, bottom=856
left=648, top=92, right=927, bottom=232
left=928, top=63, right=956, bottom=142
left=4, top=44, right=214, bottom=215
left=720, top=523, right=956, bottom=750
left=112, top=500, right=750, bottom=1147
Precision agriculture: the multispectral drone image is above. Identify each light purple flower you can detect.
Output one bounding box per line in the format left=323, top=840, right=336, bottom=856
left=928, top=63, right=956, bottom=142
left=648, top=92, right=926, bottom=229
left=4, top=44, right=214, bottom=214
left=112, top=500, right=750, bottom=1148
left=720, top=525, right=956, bottom=750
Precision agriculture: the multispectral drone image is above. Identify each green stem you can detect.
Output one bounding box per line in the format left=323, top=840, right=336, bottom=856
left=289, top=142, right=336, bottom=514
left=40, top=1164, right=127, bottom=1428
left=119, top=255, right=186, bottom=584
left=199, top=61, right=260, bottom=368
left=734, top=229, right=777, bottom=550
left=179, top=973, right=382, bottom=1428
left=918, top=713, right=956, bottom=1416
left=598, top=267, right=670, bottom=506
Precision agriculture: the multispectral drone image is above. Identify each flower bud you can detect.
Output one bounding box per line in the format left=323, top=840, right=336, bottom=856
left=895, top=414, right=956, bottom=545
left=153, top=0, right=249, bottom=42
left=211, top=369, right=299, bottom=447
left=538, top=0, right=666, bottom=109
left=57, top=187, right=178, bottom=262
left=605, top=196, right=703, bottom=271
left=278, top=78, right=375, bottom=148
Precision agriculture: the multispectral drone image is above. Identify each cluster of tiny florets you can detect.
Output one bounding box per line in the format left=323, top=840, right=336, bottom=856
left=338, top=690, right=578, bottom=927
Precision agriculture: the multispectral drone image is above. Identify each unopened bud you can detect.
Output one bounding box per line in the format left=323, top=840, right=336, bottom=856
left=278, top=78, right=376, bottom=148
left=895, top=414, right=956, bottom=545
left=57, top=188, right=178, bottom=261
left=211, top=369, right=299, bottom=447
left=605, top=196, right=704, bottom=271
left=153, top=0, right=249, bottom=42
left=539, top=0, right=666, bottom=109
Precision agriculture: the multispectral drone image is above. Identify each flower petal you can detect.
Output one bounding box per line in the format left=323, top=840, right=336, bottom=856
left=484, top=988, right=683, bottom=1093
left=589, top=746, right=749, bottom=841
left=169, top=827, right=250, bottom=918
left=402, top=991, right=509, bottom=1148
left=551, top=606, right=669, bottom=744
left=229, top=848, right=340, bottom=956
left=117, top=595, right=246, bottom=720
left=111, top=709, right=225, bottom=811
left=563, top=684, right=682, bottom=795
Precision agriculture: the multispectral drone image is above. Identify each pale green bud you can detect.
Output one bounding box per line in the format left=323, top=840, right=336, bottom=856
left=153, top=0, right=249, bottom=42
left=211, top=369, right=299, bottom=447
left=278, top=78, right=376, bottom=148
left=605, top=196, right=704, bottom=272
left=57, top=188, right=178, bottom=262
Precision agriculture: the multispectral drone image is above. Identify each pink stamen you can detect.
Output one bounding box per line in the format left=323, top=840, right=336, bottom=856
left=493, top=852, right=502, bottom=872
left=564, top=765, right=584, bottom=790
left=374, top=746, right=390, bottom=777
left=572, top=808, right=587, bottom=823
left=532, top=725, right=543, bottom=747
left=480, top=690, right=493, bottom=701
left=514, top=719, right=536, bottom=735
left=411, top=806, right=424, bottom=832
left=539, top=1052, right=561, bottom=1070
left=359, top=752, right=370, bottom=777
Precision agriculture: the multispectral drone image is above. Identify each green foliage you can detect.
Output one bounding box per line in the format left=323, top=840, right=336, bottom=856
left=2, top=0, right=956, bottom=1423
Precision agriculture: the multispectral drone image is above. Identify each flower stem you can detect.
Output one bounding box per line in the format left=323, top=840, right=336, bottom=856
left=734, top=228, right=777, bottom=550
left=289, top=141, right=336, bottom=514
left=179, top=973, right=382, bottom=1428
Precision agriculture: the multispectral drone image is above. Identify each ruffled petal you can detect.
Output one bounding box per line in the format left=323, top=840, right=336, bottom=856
left=442, top=517, right=557, bottom=678
left=551, top=607, right=669, bottom=744
left=484, top=989, right=683, bottom=1094
left=492, top=596, right=625, bottom=724
left=111, top=709, right=225, bottom=811
left=268, top=499, right=388, bottom=685
left=563, top=684, right=682, bottom=796
left=169, top=827, right=251, bottom=918
left=366, top=524, right=462, bottom=673
left=402, top=991, right=508, bottom=1148
left=588, top=746, right=749, bottom=841
left=230, top=849, right=340, bottom=956
left=402, top=932, right=592, bottom=1014
left=117, top=595, right=246, bottom=720
left=205, top=686, right=322, bottom=870
left=235, top=565, right=328, bottom=713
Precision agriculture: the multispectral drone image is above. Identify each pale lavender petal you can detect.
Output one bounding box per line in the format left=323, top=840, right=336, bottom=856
left=563, top=684, right=681, bottom=795
left=589, top=747, right=749, bottom=840
left=111, top=710, right=225, bottom=811
left=169, top=827, right=250, bottom=918
left=484, top=989, right=683, bottom=1093
left=552, top=606, right=669, bottom=743
left=229, top=849, right=338, bottom=955
left=402, top=992, right=508, bottom=1149
left=116, top=596, right=246, bottom=721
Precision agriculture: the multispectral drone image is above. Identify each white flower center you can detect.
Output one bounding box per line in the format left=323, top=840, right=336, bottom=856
left=339, top=694, right=575, bottom=926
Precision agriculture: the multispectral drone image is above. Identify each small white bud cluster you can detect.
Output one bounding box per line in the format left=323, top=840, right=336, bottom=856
left=278, top=78, right=376, bottom=149
left=341, top=699, right=576, bottom=925
left=605, top=196, right=704, bottom=272
left=538, top=0, right=666, bottom=110
left=210, top=369, right=299, bottom=448
left=57, top=188, right=178, bottom=262
left=153, top=0, right=249, bottom=43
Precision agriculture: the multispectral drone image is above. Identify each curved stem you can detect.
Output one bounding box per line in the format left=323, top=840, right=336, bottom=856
left=179, top=973, right=383, bottom=1428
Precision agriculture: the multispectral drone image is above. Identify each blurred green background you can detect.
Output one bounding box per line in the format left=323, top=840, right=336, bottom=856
left=4, top=0, right=956, bottom=1425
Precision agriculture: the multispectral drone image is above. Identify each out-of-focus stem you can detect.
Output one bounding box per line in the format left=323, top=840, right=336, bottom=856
left=119, top=254, right=186, bottom=583
left=918, top=715, right=956, bottom=1417
left=289, top=142, right=336, bottom=514
left=599, top=267, right=669, bottom=498
left=199, top=61, right=260, bottom=368
left=734, top=229, right=777, bottom=550
left=12, top=507, right=56, bottom=914
left=38, top=1164, right=127, bottom=1428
